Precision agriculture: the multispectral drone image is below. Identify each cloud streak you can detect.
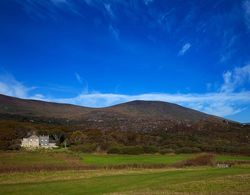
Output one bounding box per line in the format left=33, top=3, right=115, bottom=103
left=109, top=25, right=119, bottom=40
left=104, top=3, right=114, bottom=18
left=0, top=73, right=32, bottom=98
left=178, top=43, right=191, bottom=56
left=75, top=72, right=83, bottom=84
left=243, top=0, right=250, bottom=30
left=144, top=0, right=154, bottom=6
left=16, top=0, right=81, bottom=19
left=54, top=91, right=250, bottom=117
left=221, top=64, right=250, bottom=93
left=1, top=64, right=250, bottom=119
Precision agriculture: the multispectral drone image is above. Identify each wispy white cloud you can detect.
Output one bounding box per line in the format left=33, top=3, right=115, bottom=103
left=54, top=91, right=250, bottom=117
left=16, top=0, right=81, bottom=19
left=74, top=72, right=89, bottom=93
left=221, top=64, right=250, bottom=93
left=178, top=43, right=191, bottom=56
left=75, top=72, right=83, bottom=84
left=104, top=3, right=114, bottom=18
left=0, top=73, right=35, bottom=99
left=83, top=0, right=93, bottom=6
left=50, top=0, right=68, bottom=5
left=144, top=0, right=154, bottom=5
left=219, top=33, right=238, bottom=64
left=243, top=0, right=250, bottom=30
left=109, top=25, right=119, bottom=40
left=1, top=65, right=250, bottom=119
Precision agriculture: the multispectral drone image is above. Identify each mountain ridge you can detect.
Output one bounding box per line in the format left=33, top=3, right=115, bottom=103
left=0, top=94, right=222, bottom=123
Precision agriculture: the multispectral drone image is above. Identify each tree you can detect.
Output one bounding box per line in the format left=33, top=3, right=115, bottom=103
left=69, top=131, right=87, bottom=145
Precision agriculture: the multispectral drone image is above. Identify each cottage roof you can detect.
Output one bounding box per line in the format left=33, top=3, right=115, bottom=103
left=39, top=135, right=49, bottom=139
left=28, top=135, right=39, bottom=139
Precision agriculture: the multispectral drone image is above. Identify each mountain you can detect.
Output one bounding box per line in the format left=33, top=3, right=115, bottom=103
left=0, top=93, right=235, bottom=133
left=0, top=94, right=217, bottom=122
left=0, top=94, right=90, bottom=120
left=0, top=93, right=231, bottom=133
left=108, top=100, right=214, bottom=121
left=0, top=94, right=249, bottom=154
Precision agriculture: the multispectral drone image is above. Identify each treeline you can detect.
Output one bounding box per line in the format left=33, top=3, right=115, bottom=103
left=0, top=119, right=250, bottom=155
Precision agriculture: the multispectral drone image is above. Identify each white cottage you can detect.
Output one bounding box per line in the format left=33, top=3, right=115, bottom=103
left=21, top=135, right=40, bottom=148
left=21, top=134, right=57, bottom=149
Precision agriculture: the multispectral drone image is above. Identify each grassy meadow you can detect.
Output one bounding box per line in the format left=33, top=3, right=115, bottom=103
left=215, top=154, right=250, bottom=162
left=0, top=150, right=249, bottom=194
left=80, top=153, right=195, bottom=166
left=0, top=166, right=249, bottom=194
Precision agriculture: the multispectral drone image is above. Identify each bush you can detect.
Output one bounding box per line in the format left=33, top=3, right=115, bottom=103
left=108, top=146, right=144, bottom=155
left=70, top=144, right=97, bottom=153
left=8, top=143, right=21, bottom=150
left=107, top=147, right=121, bottom=154
left=143, top=146, right=159, bottom=154
left=175, top=147, right=201, bottom=154
left=121, top=146, right=144, bottom=155
left=176, top=154, right=215, bottom=167
left=159, top=148, right=175, bottom=154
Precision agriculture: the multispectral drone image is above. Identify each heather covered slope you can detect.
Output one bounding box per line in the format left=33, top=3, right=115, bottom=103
left=108, top=100, right=214, bottom=121
left=0, top=94, right=92, bottom=120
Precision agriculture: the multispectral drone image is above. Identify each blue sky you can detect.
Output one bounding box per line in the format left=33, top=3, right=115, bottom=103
left=0, top=0, right=250, bottom=122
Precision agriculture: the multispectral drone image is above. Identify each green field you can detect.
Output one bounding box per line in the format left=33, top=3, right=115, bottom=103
left=80, top=153, right=195, bottom=166
left=215, top=154, right=250, bottom=162
left=0, top=151, right=195, bottom=169
left=0, top=151, right=250, bottom=194
left=0, top=166, right=249, bottom=194
left=1, top=151, right=249, bottom=168
left=0, top=151, right=198, bottom=171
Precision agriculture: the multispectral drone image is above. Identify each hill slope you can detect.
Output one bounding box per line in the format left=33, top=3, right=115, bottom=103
left=107, top=100, right=213, bottom=121
left=0, top=94, right=249, bottom=154
left=0, top=94, right=217, bottom=122
left=0, top=94, right=91, bottom=119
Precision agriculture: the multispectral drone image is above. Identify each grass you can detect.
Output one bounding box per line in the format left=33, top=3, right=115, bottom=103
left=0, top=150, right=83, bottom=172
left=80, top=153, right=194, bottom=166
left=215, top=154, right=250, bottom=162
left=0, top=151, right=197, bottom=171
left=0, top=151, right=194, bottom=169
left=0, top=166, right=249, bottom=194
left=0, top=151, right=250, bottom=194
left=1, top=151, right=250, bottom=171
left=0, top=151, right=65, bottom=166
